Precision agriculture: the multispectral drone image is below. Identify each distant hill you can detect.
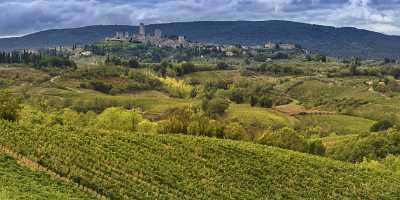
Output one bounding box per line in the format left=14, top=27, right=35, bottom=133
left=1, top=20, right=400, bottom=58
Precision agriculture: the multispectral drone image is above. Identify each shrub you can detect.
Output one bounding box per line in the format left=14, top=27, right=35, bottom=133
left=127, top=59, right=140, bottom=68
left=158, top=107, right=195, bottom=134
left=180, top=62, right=196, bottom=75
left=0, top=92, right=20, bottom=121
left=229, top=88, right=245, bottom=104
left=250, top=96, right=258, bottom=107
left=224, top=122, right=246, bottom=140
left=330, top=129, right=400, bottom=162
left=187, top=114, right=220, bottom=137
left=216, top=62, right=230, bottom=70
left=306, top=140, right=326, bottom=156
left=258, top=127, right=306, bottom=152
left=138, top=120, right=158, bottom=134
left=202, top=97, right=230, bottom=117
left=258, top=96, right=273, bottom=108
left=370, top=120, right=394, bottom=132
left=89, top=81, right=113, bottom=94
left=96, top=107, right=143, bottom=131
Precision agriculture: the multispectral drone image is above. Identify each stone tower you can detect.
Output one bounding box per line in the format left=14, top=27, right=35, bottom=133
left=154, top=29, right=162, bottom=39
left=138, top=23, right=146, bottom=41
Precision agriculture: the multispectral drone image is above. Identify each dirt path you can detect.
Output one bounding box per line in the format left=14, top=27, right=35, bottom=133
left=0, top=145, right=108, bottom=200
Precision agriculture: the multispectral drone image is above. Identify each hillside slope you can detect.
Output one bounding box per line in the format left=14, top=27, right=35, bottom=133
left=0, top=154, right=95, bottom=200
left=0, top=121, right=399, bottom=199
left=1, top=21, right=400, bottom=58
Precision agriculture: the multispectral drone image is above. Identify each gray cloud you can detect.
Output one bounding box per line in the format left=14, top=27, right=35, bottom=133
left=0, top=0, right=400, bottom=37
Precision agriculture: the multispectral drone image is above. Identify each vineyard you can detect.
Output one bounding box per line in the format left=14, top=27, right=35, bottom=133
left=1, top=120, right=399, bottom=199
left=0, top=153, right=95, bottom=200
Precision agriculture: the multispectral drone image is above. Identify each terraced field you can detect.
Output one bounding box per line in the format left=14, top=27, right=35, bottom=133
left=1, top=120, right=399, bottom=199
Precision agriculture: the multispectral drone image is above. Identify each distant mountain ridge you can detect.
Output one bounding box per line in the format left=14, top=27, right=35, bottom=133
left=0, top=20, right=399, bottom=58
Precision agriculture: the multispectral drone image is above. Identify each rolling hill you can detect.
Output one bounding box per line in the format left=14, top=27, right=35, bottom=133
left=0, top=20, right=400, bottom=58
left=0, top=154, right=95, bottom=200
left=0, top=120, right=399, bottom=199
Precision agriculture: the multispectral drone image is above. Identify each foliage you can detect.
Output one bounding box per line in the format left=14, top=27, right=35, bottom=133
left=202, top=97, right=230, bottom=117
left=96, top=107, right=143, bottom=131
left=158, top=76, right=192, bottom=98
left=0, top=92, right=20, bottom=122
left=88, top=81, right=113, bottom=94
left=216, top=62, right=230, bottom=70
left=370, top=120, right=394, bottom=132
left=306, top=139, right=326, bottom=156
left=250, top=63, right=304, bottom=75
left=258, top=95, right=273, bottom=108
left=127, top=59, right=140, bottom=68
left=223, top=122, right=246, bottom=140
left=330, top=129, right=400, bottom=162
left=138, top=119, right=158, bottom=134
left=258, top=127, right=307, bottom=152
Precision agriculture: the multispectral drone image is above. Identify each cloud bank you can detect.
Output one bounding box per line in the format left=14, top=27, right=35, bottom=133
left=1, top=0, right=400, bottom=37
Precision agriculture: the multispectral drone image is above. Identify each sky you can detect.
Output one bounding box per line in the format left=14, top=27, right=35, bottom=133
left=1, top=0, right=400, bottom=37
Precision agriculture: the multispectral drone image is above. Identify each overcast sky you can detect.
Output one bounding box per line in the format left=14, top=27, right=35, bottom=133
left=1, top=0, right=400, bottom=37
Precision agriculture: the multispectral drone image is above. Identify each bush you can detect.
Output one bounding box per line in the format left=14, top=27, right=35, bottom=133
left=127, top=59, right=140, bottom=68
left=306, top=140, right=326, bottom=156
left=89, top=81, right=113, bottom=94
left=202, top=97, right=230, bottom=117
left=0, top=92, right=20, bottom=122
left=258, top=96, right=273, bottom=108
left=180, top=62, right=196, bottom=75
left=224, top=122, right=246, bottom=140
left=96, top=107, right=143, bottom=131
left=250, top=96, right=258, bottom=107
left=330, top=129, right=400, bottom=162
left=258, top=127, right=306, bottom=152
left=370, top=120, right=394, bottom=132
left=216, top=62, right=230, bottom=70
left=138, top=120, right=158, bottom=134
left=229, top=88, right=245, bottom=104
left=187, top=115, right=221, bottom=137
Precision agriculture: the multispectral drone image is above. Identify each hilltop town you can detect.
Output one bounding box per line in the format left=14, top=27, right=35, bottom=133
left=101, top=23, right=300, bottom=59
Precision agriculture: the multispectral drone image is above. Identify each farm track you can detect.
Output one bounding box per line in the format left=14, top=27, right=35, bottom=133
left=0, top=145, right=108, bottom=200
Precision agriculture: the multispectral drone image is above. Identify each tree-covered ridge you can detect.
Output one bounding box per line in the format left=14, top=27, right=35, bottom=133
left=0, top=120, right=399, bottom=199
left=1, top=21, right=400, bottom=58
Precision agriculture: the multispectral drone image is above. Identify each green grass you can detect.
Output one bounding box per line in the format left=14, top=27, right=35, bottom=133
left=296, top=114, right=375, bottom=135
left=287, top=78, right=400, bottom=122
left=11, top=85, right=192, bottom=113
left=321, top=134, right=359, bottom=151
left=226, top=104, right=298, bottom=129
left=0, top=154, right=94, bottom=200
left=1, top=121, right=399, bottom=199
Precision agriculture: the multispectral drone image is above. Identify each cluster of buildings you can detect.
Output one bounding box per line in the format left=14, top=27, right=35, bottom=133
left=105, top=23, right=188, bottom=48
left=103, top=23, right=300, bottom=58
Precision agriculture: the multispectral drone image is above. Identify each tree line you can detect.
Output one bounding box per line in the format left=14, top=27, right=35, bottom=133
left=0, top=50, right=76, bottom=69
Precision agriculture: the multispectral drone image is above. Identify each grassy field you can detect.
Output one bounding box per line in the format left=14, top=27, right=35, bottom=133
left=321, top=134, right=359, bottom=151
left=296, top=114, right=375, bottom=135
left=226, top=104, right=298, bottom=129
left=287, top=78, right=400, bottom=122
left=0, top=154, right=94, bottom=200
left=1, top=120, right=399, bottom=199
